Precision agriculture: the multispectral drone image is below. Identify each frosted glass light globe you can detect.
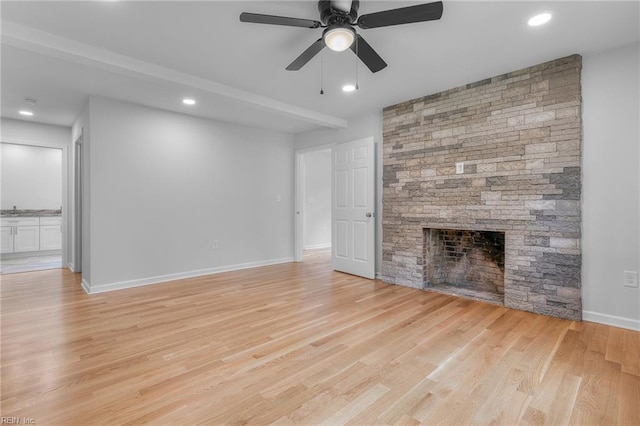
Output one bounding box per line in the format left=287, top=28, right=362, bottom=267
left=324, top=27, right=355, bottom=52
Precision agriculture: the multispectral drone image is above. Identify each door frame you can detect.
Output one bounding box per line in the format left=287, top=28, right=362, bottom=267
left=0, top=138, right=70, bottom=268
left=294, top=143, right=335, bottom=262
left=73, top=131, right=83, bottom=272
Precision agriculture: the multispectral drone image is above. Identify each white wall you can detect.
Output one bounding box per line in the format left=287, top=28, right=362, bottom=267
left=295, top=111, right=383, bottom=275
left=1, top=143, right=62, bottom=210
left=302, top=149, right=331, bottom=249
left=1, top=118, right=70, bottom=147
left=582, top=43, right=640, bottom=330
left=84, top=96, right=294, bottom=291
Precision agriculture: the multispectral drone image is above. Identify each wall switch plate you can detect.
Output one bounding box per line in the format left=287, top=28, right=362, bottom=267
left=456, top=162, right=464, bottom=174
left=623, top=271, right=638, bottom=288
left=212, top=240, right=219, bottom=250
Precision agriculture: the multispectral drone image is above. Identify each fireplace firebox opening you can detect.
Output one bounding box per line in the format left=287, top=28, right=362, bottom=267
left=423, top=228, right=505, bottom=305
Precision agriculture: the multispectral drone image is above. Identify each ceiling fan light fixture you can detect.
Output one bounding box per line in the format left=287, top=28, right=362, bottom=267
left=342, top=84, right=356, bottom=92
left=240, top=1, right=444, bottom=73
left=324, top=26, right=355, bottom=52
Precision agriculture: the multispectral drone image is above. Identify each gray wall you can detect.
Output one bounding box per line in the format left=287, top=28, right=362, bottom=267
left=81, top=96, right=295, bottom=291
left=582, top=43, right=639, bottom=328
left=1, top=143, right=62, bottom=210
left=1, top=118, right=70, bottom=147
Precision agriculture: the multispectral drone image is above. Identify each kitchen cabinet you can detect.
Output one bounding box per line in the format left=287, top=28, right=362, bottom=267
left=1, top=226, right=13, bottom=253
left=40, top=217, right=62, bottom=250
left=0, top=216, right=60, bottom=254
left=14, top=225, right=40, bottom=252
left=3, top=217, right=40, bottom=253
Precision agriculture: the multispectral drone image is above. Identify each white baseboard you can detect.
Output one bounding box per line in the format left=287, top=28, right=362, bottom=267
left=81, top=278, right=91, bottom=294
left=303, top=243, right=331, bottom=250
left=84, top=257, right=294, bottom=294
left=582, top=310, right=640, bottom=331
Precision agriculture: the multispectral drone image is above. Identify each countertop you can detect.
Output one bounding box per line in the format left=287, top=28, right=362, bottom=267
left=1, top=210, right=62, bottom=218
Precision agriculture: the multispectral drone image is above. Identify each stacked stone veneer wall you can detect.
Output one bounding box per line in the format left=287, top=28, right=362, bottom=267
left=382, top=55, right=582, bottom=321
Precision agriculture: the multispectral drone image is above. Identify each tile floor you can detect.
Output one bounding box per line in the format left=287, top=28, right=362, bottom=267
left=0, top=254, right=62, bottom=274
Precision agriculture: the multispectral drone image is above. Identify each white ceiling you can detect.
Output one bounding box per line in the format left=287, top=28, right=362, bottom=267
left=2, top=1, right=639, bottom=133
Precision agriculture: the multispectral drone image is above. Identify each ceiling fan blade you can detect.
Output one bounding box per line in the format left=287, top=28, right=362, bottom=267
left=240, top=12, right=321, bottom=29
left=350, top=34, right=387, bottom=73
left=286, top=39, right=325, bottom=71
left=356, top=1, right=443, bottom=29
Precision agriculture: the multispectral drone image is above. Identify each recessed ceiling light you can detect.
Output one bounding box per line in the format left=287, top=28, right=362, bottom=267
left=182, top=98, right=196, bottom=105
left=528, top=13, right=552, bottom=27
left=19, top=110, right=34, bottom=116
left=342, top=84, right=356, bottom=93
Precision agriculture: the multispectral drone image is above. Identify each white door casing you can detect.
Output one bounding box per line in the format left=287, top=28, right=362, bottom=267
left=332, top=137, right=375, bottom=279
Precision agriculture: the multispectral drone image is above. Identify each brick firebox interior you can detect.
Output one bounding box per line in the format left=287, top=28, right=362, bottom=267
left=382, top=55, right=582, bottom=321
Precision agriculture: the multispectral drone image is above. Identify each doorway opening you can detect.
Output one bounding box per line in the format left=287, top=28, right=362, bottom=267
left=1, top=143, right=64, bottom=274
left=298, top=149, right=332, bottom=261
left=295, top=137, right=376, bottom=280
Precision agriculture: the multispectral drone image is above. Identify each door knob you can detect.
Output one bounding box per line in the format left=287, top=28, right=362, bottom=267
left=366, top=212, right=373, bottom=218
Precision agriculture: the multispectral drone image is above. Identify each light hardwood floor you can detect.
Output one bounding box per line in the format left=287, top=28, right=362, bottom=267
left=1, top=249, right=638, bottom=425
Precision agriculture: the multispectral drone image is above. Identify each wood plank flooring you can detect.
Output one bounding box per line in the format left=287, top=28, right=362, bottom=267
left=1, top=249, right=638, bottom=425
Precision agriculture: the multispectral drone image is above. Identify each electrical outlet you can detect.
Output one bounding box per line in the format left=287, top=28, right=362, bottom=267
left=212, top=240, right=219, bottom=250
left=623, top=271, right=638, bottom=288
left=456, top=162, right=464, bottom=174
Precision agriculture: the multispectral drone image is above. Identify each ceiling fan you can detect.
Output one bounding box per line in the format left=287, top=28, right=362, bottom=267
left=240, top=0, right=443, bottom=73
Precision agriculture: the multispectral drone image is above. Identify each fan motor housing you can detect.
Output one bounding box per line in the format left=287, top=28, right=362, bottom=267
left=318, top=0, right=359, bottom=26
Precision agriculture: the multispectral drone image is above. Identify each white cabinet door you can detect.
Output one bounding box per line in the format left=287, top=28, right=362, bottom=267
left=40, top=225, right=62, bottom=250
left=1, top=226, right=14, bottom=253
left=14, top=226, right=40, bottom=252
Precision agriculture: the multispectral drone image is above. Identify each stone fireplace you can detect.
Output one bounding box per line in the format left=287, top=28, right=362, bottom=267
left=424, top=229, right=505, bottom=304
left=381, top=55, right=583, bottom=321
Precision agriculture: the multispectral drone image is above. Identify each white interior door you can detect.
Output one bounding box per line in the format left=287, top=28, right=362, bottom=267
left=332, top=137, right=375, bottom=279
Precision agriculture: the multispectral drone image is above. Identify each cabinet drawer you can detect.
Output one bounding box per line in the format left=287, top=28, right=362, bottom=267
left=40, top=216, right=62, bottom=226
left=0, top=217, right=39, bottom=227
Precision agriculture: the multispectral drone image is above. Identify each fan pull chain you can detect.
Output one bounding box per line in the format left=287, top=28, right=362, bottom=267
left=320, top=49, right=324, bottom=95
